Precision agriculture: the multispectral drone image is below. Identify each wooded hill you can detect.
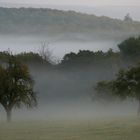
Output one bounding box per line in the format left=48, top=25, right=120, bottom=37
left=0, top=7, right=140, bottom=39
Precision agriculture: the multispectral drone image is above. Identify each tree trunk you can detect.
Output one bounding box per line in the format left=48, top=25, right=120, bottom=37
left=6, top=109, right=12, bottom=123
left=137, top=99, right=140, bottom=116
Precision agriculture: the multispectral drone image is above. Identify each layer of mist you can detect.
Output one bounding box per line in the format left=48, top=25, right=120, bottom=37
left=0, top=34, right=138, bottom=122
left=0, top=60, right=138, bottom=122
left=0, top=100, right=138, bottom=121
left=0, top=35, right=118, bottom=59
left=0, top=6, right=139, bottom=122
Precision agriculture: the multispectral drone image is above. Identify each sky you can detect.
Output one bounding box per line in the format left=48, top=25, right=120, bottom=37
left=0, top=0, right=140, bottom=6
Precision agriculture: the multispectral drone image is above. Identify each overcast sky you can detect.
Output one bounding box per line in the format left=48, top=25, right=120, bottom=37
left=0, top=0, right=140, bottom=6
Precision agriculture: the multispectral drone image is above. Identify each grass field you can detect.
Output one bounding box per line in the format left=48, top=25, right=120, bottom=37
left=0, top=118, right=140, bottom=140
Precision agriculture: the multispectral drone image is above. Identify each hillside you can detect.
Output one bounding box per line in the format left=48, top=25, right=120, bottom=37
left=0, top=7, right=140, bottom=39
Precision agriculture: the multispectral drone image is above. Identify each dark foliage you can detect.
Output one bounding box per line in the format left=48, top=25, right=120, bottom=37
left=0, top=55, right=37, bottom=122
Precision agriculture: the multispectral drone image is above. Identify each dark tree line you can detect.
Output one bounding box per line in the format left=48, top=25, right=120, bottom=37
left=0, top=36, right=140, bottom=68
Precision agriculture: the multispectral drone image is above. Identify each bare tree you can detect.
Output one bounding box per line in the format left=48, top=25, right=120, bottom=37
left=39, top=42, right=60, bottom=65
left=39, top=42, right=53, bottom=63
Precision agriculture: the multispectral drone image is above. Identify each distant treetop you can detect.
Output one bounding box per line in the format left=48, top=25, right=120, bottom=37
left=124, top=13, right=133, bottom=22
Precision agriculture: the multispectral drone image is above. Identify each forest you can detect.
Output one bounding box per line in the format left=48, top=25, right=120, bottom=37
left=0, top=7, right=140, bottom=40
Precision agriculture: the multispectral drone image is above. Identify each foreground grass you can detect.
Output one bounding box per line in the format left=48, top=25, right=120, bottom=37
left=0, top=118, right=140, bottom=140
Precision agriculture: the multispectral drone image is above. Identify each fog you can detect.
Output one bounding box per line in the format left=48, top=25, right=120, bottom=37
left=0, top=57, right=138, bottom=122
left=1, top=0, right=140, bottom=6
left=0, top=33, right=138, bottom=122
left=0, top=35, right=119, bottom=60
left=0, top=98, right=138, bottom=121
left=0, top=5, right=139, bottom=122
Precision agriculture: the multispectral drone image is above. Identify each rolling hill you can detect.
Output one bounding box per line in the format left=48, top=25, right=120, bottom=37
left=0, top=7, right=140, bottom=40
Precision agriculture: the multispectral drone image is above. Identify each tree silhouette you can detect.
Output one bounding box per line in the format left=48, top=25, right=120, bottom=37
left=112, top=63, right=140, bottom=115
left=118, top=36, right=140, bottom=63
left=0, top=55, right=37, bottom=122
left=124, top=13, right=133, bottom=22
left=94, top=81, right=115, bottom=103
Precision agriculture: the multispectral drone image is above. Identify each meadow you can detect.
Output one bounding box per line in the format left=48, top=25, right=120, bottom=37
left=0, top=117, right=140, bottom=140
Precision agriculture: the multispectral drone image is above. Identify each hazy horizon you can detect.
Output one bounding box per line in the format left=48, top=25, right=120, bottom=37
left=0, top=0, right=140, bottom=6
left=0, top=2, right=140, bottom=140
left=0, top=2, right=140, bottom=21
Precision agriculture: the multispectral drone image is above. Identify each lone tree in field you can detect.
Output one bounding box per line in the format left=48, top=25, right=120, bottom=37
left=0, top=55, right=37, bottom=122
left=112, top=63, right=140, bottom=115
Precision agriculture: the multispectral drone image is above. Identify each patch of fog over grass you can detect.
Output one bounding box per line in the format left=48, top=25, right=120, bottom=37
left=0, top=35, right=119, bottom=60
left=0, top=35, right=136, bottom=122
left=0, top=100, right=138, bottom=122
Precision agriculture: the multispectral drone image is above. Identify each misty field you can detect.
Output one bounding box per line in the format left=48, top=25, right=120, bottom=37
left=0, top=118, right=140, bottom=140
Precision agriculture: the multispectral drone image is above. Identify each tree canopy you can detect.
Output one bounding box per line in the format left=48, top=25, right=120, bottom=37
left=112, top=63, right=140, bottom=115
left=0, top=55, right=37, bottom=122
left=61, top=49, right=120, bottom=66
left=95, top=63, right=140, bottom=115
left=112, top=64, right=140, bottom=100
left=118, top=36, right=140, bottom=63
left=94, top=81, right=115, bottom=103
